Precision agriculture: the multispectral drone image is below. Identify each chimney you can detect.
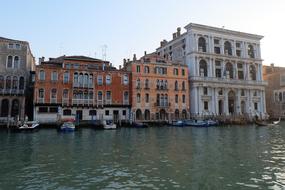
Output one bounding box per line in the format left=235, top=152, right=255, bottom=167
left=177, top=27, right=181, bottom=36
left=119, top=65, right=122, bottom=69
left=173, top=33, right=177, bottom=39
left=123, top=58, right=126, bottom=64
left=38, top=56, right=45, bottom=64
left=144, top=51, right=147, bottom=56
left=270, top=63, right=274, bottom=67
left=133, top=54, right=137, bottom=61
left=127, top=59, right=130, bottom=62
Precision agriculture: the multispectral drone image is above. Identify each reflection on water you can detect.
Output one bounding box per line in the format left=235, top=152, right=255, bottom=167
left=0, top=124, right=285, bottom=189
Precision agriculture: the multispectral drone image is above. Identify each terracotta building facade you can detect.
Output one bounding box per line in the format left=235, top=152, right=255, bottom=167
left=263, top=64, right=285, bottom=118
left=125, top=53, right=189, bottom=122
left=34, top=56, right=131, bottom=124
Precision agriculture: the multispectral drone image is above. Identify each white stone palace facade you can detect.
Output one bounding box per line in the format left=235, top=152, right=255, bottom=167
left=157, top=23, right=267, bottom=118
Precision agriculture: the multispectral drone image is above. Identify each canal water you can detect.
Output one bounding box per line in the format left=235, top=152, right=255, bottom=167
left=0, top=124, right=285, bottom=189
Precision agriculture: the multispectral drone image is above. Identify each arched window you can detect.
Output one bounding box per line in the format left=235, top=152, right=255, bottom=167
left=164, top=94, right=168, bottom=106
left=160, top=80, right=163, bottom=89
left=145, top=93, right=149, bottom=103
left=182, top=81, right=185, bottom=90
left=7, top=56, right=13, bottom=68
left=14, top=56, right=19, bottom=68
left=123, top=91, right=129, bottom=103
left=136, top=109, right=142, bottom=120
left=144, top=66, right=150, bottom=73
left=156, top=94, right=160, bottom=105
left=51, top=89, right=57, bottom=103
left=12, top=76, right=18, bottom=89
left=160, top=94, right=164, bottom=106
left=225, top=62, right=234, bottom=79
left=0, top=76, right=4, bottom=89
left=279, top=92, right=282, bottom=102
left=63, top=71, right=69, bottom=84
left=123, top=75, right=129, bottom=85
left=136, top=79, right=141, bottom=89
left=248, top=45, right=255, bottom=58
left=175, top=81, right=178, bottom=90
left=165, top=80, right=168, bottom=90
left=1, top=99, right=9, bottom=117
left=182, top=94, right=186, bottom=103
left=63, top=89, right=69, bottom=99
left=137, top=93, right=141, bottom=103
left=6, top=76, right=11, bottom=89
left=249, top=65, right=256, bottom=80
left=89, top=74, right=93, bottom=87
left=74, top=73, right=78, bottom=83
left=175, top=109, right=179, bottom=120
left=156, top=80, right=159, bottom=89
left=182, top=110, right=187, bottom=119
left=145, top=79, right=149, bottom=89
left=83, top=73, right=89, bottom=87
left=11, top=99, right=19, bottom=117
left=79, top=73, right=83, bottom=87
left=19, top=77, right=24, bottom=90
left=198, top=37, right=206, bottom=52
left=39, top=89, right=44, bottom=98
left=106, top=74, right=111, bottom=85
left=224, top=41, right=232, bottom=55
left=199, top=60, right=208, bottom=77
left=98, top=91, right=103, bottom=101
left=144, top=110, right=150, bottom=120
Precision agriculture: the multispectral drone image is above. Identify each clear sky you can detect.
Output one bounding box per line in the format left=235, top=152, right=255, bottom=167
left=1, top=0, right=284, bottom=67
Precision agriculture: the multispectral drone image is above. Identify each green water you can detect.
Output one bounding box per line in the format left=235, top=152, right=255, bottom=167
left=0, top=124, right=285, bottom=189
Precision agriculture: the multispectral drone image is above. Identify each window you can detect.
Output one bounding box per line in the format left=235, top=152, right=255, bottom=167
left=145, top=79, right=149, bottom=89
left=248, top=45, right=255, bottom=58
left=106, top=91, right=111, bottom=100
left=14, top=56, right=19, bottom=68
left=84, top=74, right=88, bottom=87
left=39, top=89, right=44, bottom=98
left=50, top=107, right=58, bottom=113
left=98, top=91, right=103, bottom=101
left=123, top=75, right=129, bottom=85
left=7, top=56, right=13, bottom=68
left=175, top=94, right=178, bottom=103
left=254, top=102, right=258, bottom=110
left=63, top=89, right=69, bottom=99
left=105, top=75, right=111, bottom=85
left=218, top=89, right=223, bottom=95
left=182, top=69, right=185, bottom=76
left=74, top=73, right=78, bottom=83
left=137, top=93, right=141, bottom=103
left=97, top=75, right=103, bottom=85
left=237, top=63, right=244, bottom=80
left=39, top=70, right=45, bottom=81
left=204, top=101, right=208, bottom=110
left=144, top=66, right=150, bottom=73
left=8, top=43, right=14, bottom=49
left=214, top=39, right=220, bottom=44
left=79, top=73, right=83, bottom=87
left=249, top=65, right=256, bottom=80
left=182, top=81, right=186, bottom=91
left=136, top=79, right=141, bottom=89
left=198, top=37, right=206, bottom=52
left=15, top=44, right=21, bottom=49
left=225, top=62, right=234, bottom=79
left=241, top=89, right=245, bottom=96
left=51, top=89, right=57, bottom=103
left=199, top=60, right=208, bottom=77
left=123, top=110, right=126, bottom=116
left=175, top=81, right=178, bottom=91
left=0, top=76, right=4, bottom=89
left=136, top=65, right=141, bottom=73
left=89, top=74, right=93, bottom=87
left=124, top=91, right=129, bottom=103
left=182, top=95, right=186, bottom=103
left=38, top=107, right=48, bottom=113
left=51, top=71, right=58, bottom=81
left=6, top=76, right=11, bottom=89
left=73, top=64, right=79, bottom=69
left=63, top=109, right=72, bottom=116
left=89, top=110, right=96, bottom=116
left=12, top=76, right=18, bottom=89
left=173, top=68, right=179, bottom=75
left=105, top=110, right=109, bottom=116
left=236, top=50, right=241, bottom=57
left=65, top=63, right=71, bottom=69
left=215, top=60, right=222, bottom=78
left=224, top=41, right=232, bottom=55
left=145, top=93, right=149, bottom=103
left=203, top=87, right=208, bottom=95
left=63, top=72, right=69, bottom=83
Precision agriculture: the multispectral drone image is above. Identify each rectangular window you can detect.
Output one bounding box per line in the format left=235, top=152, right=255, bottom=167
left=106, top=75, right=111, bottom=85
left=65, top=64, right=71, bottom=69
left=89, top=110, right=97, bottom=116
left=136, top=65, right=141, bottom=73
left=73, top=64, right=79, bottom=69
left=214, top=47, right=221, bottom=54
left=173, top=68, right=178, bottom=75
left=254, top=102, right=258, bottom=110
left=214, top=39, right=220, bottom=44
left=63, top=72, right=69, bottom=83
left=204, top=101, right=208, bottom=110
left=105, top=110, right=109, bottom=116
left=106, top=91, right=111, bottom=100
left=8, top=43, right=14, bottom=49
left=182, top=95, right=186, bottom=103
left=51, top=71, right=58, bottom=81
left=97, top=75, right=103, bottom=85
left=15, top=44, right=21, bottom=49
left=39, top=71, right=45, bottom=80
left=182, top=69, right=185, bottom=76
left=38, top=107, right=48, bottom=113
left=123, top=75, right=129, bottom=85
left=175, top=94, right=178, bottom=103
left=49, top=107, right=58, bottom=113
left=236, top=50, right=241, bottom=57
left=203, top=87, right=208, bottom=95
left=146, top=93, right=149, bottom=103
left=122, top=110, right=126, bottom=116
left=216, top=69, right=221, bottom=78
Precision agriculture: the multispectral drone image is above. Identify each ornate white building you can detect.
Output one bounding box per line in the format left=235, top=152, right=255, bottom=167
left=157, top=23, right=267, bottom=118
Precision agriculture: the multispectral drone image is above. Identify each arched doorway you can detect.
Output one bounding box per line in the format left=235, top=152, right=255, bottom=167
left=228, top=91, right=235, bottom=114
left=1, top=99, right=9, bottom=117
left=11, top=99, right=19, bottom=117
left=136, top=109, right=142, bottom=120
left=241, top=101, right=246, bottom=114
left=160, top=109, right=166, bottom=120
left=218, top=100, right=223, bottom=115
left=144, top=109, right=150, bottom=121
left=174, top=109, right=179, bottom=120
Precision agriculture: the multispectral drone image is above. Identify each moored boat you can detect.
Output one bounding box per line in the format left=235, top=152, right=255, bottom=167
left=60, top=121, right=76, bottom=132
left=184, top=119, right=208, bottom=127
left=132, top=122, right=148, bottom=128
left=170, top=120, right=184, bottom=127
left=255, top=118, right=281, bottom=127
left=17, top=121, right=40, bottom=131
left=103, top=120, right=117, bottom=130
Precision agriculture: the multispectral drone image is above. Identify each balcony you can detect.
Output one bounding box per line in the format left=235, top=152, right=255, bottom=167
left=50, top=98, right=57, bottom=104
left=62, top=98, right=69, bottom=106
left=38, top=98, right=44, bottom=103
left=156, top=86, right=168, bottom=91
left=73, top=82, right=94, bottom=89
left=72, top=99, right=94, bottom=106
left=123, top=100, right=129, bottom=105
left=1, top=89, right=25, bottom=96
left=154, top=102, right=171, bottom=108
left=190, top=76, right=268, bottom=86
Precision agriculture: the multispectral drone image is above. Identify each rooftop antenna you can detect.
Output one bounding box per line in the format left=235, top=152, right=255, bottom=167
left=101, top=45, right=107, bottom=61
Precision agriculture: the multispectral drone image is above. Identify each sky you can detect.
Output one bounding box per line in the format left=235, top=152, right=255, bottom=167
left=1, top=0, right=285, bottom=67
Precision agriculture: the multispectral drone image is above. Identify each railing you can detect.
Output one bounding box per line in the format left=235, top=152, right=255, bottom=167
left=72, top=99, right=94, bottom=106
left=1, top=89, right=25, bottom=95
left=50, top=98, right=57, bottom=104
left=38, top=98, right=44, bottom=103
left=73, top=82, right=94, bottom=88
left=190, top=76, right=268, bottom=86
left=123, top=101, right=129, bottom=105
left=154, top=102, right=170, bottom=107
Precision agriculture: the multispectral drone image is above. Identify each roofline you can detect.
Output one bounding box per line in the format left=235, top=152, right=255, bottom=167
left=156, top=32, right=187, bottom=51
left=185, top=23, right=264, bottom=40
left=0, top=36, right=29, bottom=44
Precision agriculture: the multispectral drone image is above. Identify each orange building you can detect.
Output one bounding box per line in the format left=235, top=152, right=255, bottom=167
left=34, top=56, right=131, bottom=124
left=125, top=53, right=189, bottom=122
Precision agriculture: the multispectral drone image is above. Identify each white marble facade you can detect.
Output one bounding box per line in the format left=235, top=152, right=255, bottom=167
left=157, top=23, right=267, bottom=118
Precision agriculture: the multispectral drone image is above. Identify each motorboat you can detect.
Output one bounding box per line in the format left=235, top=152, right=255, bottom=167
left=18, top=121, right=40, bottom=131
left=206, top=119, right=219, bottom=127
left=60, top=121, right=76, bottom=132
left=255, top=118, right=281, bottom=127
left=103, top=120, right=117, bottom=129
left=184, top=119, right=208, bottom=127
left=170, top=120, right=184, bottom=127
